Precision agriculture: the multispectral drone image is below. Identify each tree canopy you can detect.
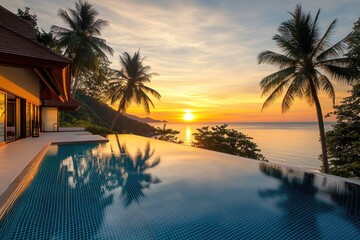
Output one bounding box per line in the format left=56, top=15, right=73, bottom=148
left=51, top=0, right=114, bottom=97
left=347, top=17, right=360, bottom=74
left=192, top=124, right=266, bottom=161
left=154, top=124, right=183, bottom=144
left=324, top=84, right=360, bottom=178
left=106, top=51, right=161, bottom=131
left=78, top=59, right=119, bottom=100
left=324, top=17, right=360, bottom=178
left=257, top=5, right=357, bottom=173
left=17, top=7, right=56, bottom=48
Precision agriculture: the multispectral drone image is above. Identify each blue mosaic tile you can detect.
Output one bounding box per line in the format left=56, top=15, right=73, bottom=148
left=0, top=135, right=359, bottom=239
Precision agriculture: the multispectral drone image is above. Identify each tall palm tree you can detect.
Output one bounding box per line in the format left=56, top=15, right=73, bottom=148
left=51, top=0, right=114, bottom=97
left=107, top=51, right=161, bottom=131
left=258, top=5, right=357, bottom=173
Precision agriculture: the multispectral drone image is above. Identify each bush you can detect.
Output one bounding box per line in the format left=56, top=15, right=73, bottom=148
left=192, top=124, right=267, bottom=161
left=324, top=84, right=360, bottom=178
left=60, top=118, right=114, bottom=135
left=154, top=124, right=183, bottom=144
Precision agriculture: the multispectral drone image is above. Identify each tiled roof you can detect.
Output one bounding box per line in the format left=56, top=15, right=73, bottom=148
left=0, top=5, right=71, bottom=67
left=0, top=5, right=73, bottom=102
left=0, top=5, right=36, bottom=41
left=0, top=25, right=71, bottom=67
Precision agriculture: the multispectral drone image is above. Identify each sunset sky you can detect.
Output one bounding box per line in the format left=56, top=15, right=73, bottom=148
left=2, top=0, right=359, bottom=122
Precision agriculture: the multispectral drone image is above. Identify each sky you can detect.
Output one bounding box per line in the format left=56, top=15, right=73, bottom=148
left=2, top=0, right=359, bottom=122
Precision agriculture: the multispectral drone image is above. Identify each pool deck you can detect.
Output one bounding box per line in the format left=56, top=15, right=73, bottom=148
left=0, top=131, right=108, bottom=216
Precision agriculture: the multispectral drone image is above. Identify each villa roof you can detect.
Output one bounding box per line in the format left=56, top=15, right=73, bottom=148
left=42, top=98, right=81, bottom=111
left=0, top=5, right=36, bottom=41
left=0, top=25, right=71, bottom=67
left=0, top=5, right=72, bottom=102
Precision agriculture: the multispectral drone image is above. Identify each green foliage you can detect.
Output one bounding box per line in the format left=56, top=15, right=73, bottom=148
left=257, top=5, right=358, bottom=173
left=60, top=91, right=156, bottom=136
left=192, top=124, right=267, bottom=161
left=347, top=17, right=360, bottom=75
left=106, top=50, right=161, bottom=130
left=36, top=29, right=56, bottom=49
left=258, top=5, right=356, bottom=112
left=324, top=84, right=360, bottom=178
left=17, top=7, right=56, bottom=48
left=51, top=0, right=114, bottom=97
left=59, top=118, right=114, bottom=135
left=17, top=7, right=37, bottom=28
left=85, top=125, right=114, bottom=135
left=154, top=124, right=183, bottom=144
left=78, top=59, right=119, bottom=100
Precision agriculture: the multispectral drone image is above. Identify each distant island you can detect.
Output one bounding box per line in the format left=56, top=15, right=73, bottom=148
left=124, top=114, right=167, bottom=123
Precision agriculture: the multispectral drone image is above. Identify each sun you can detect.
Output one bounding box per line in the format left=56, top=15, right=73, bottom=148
left=183, top=111, right=195, bottom=121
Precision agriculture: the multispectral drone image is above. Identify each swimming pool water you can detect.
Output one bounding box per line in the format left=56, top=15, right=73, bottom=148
left=0, top=134, right=359, bottom=239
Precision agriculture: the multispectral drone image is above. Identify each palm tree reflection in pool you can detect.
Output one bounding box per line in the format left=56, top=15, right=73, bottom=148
left=63, top=135, right=161, bottom=208
left=112, top=135, right=161, bottom=207
left=258, top=163, right=332, bottom=239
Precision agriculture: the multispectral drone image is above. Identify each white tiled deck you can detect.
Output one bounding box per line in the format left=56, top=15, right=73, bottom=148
left=0, top=132, right=108, bottom=196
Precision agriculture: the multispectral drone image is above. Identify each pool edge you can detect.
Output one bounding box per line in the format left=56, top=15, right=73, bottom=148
left=0, top=142, right=51, bottom=220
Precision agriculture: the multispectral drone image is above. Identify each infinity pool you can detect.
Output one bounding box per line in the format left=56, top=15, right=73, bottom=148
left=0, top=134, right=359, bottom=239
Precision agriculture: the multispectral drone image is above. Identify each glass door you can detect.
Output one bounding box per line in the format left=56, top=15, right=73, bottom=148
left=26, top=102, right=31, bottom=137
left=6, top=93, right=16, bottom=141
left=16, top=98, right=21, bottom=139
left=0, top=92, right=6, bottom=143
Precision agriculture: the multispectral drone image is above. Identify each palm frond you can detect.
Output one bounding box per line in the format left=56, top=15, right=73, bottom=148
left=52, top=0, right=113, bottom=78
left=311, top=19, right=337, bottom=58
left=316, top=33, right=351, bottom=61
left=317, top=57, right=352, bottom=67
left=261, top=80, right=291, bottom=111
left=316, top=72, right=335, bottom=105
left=272, top=35, right=300, bottom=58
left=258, top=51, right=296, bottom=68
left=260, top=67, right=296, bottom=96
left=50, top=25, right=73, bottom=36
left=141, top=85, right=161, bottom=99
left=139, top=90, right=155, bottom=113
left=281, top=83, right=297, bottom=113
left=280, top=69, right=312, bottom=112
left=320, top=64, right=356, bottom=84
left=107, top=51, right=160, bottom=116
left=311, top=9, right=321, bottom=38
left=91, top=19, right=110, bottom=36
left=90, top=38, right=113, bottom=58
left=57, top=9, right=77, bottom=31
left=302, top=81, right=315, bottom=106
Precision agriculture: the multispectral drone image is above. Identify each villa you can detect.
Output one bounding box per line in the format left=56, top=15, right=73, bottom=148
left=0, top=5, right=106, bottom=221
left=0, top=5, right=79, bottom=146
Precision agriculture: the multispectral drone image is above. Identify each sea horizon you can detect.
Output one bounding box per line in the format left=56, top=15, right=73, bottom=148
left=149, top=121, right=334, bottom=171
left=158, top=121, right=335, bottom=124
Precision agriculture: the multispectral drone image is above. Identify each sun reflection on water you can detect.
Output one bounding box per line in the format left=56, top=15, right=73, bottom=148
left=185, top=126, right=192, bottom=146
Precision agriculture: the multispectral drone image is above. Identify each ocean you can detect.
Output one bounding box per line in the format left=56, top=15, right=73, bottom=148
left=149, top=122, right=334, bottom=171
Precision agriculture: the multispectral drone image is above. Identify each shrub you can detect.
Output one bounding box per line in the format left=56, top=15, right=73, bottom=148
left=192, top=124, right=267, bottom=161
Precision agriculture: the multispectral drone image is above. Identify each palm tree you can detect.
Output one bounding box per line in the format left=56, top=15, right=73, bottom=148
left=258, top=5, right=357, bottom=173
left=51, top=0, right=114, bottom=97
left=107, top=51, right=161, bottom=131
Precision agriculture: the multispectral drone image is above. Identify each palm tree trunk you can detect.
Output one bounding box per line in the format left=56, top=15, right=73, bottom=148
left=71, top=69, right=80, bottom=98
left=109, top=108, right=121, bottom=131
left=309, top=79, right=329, bottom=173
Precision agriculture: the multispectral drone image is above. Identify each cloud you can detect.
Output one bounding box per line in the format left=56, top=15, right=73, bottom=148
left=1, top=0, right=357, bottom=122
